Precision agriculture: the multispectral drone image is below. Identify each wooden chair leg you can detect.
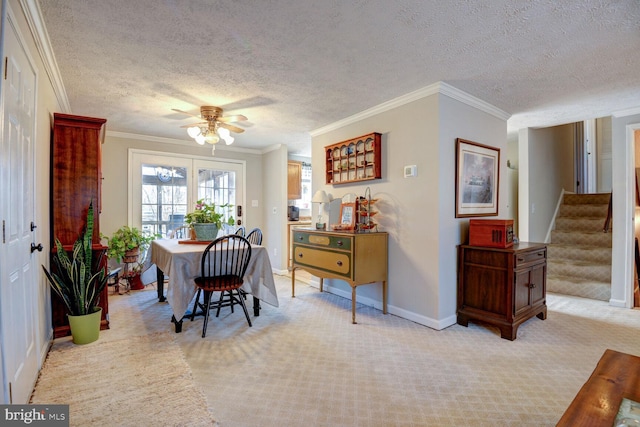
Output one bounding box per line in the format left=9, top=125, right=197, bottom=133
left=215, top=291, right=226, bottom=317
left=190, top=289, right=201, bottom=321
left=237, top=290, right=252, bottom=327
left=202, top=290, right=212, bottom=338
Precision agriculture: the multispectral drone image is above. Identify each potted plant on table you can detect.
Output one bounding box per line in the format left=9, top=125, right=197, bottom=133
left=102, top=226, right=158, bottom=290
left=185, top=198, right=234, bottom=241
left=42, top=202, right=108, bottom=345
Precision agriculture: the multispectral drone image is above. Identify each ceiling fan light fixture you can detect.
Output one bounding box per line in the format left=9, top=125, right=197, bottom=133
left=204, top=133, right=220, bottom=144
left=217, top=127, right=234, bottom=145
left=175, top=106, right=246, bottom=155
left=187, top=126, right=201, bottom=138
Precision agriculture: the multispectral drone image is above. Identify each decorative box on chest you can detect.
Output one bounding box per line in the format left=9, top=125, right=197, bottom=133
left=469, top=219, right=514, bottom=248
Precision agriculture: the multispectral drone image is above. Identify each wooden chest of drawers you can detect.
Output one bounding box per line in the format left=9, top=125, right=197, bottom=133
left=291, top=229, right=388, bottom=323
left=457, top=242, right=547, bottom=340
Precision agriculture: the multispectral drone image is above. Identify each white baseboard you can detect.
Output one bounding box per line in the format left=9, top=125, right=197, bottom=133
left=320, top=283, right=456, bottom=331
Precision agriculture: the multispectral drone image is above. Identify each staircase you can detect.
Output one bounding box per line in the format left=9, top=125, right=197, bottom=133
left=546, top=193, right=612, bottom=301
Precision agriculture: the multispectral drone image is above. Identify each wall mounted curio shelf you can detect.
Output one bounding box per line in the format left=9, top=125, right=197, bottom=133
left=325, top=132, right=381, bottom=185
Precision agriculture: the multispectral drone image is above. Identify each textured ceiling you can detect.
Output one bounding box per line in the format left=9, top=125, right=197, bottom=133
left=37, top=0, right=640, bottom=156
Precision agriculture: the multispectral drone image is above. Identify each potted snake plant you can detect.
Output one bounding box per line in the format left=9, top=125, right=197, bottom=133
left=42, top=202, right=108, bottom=344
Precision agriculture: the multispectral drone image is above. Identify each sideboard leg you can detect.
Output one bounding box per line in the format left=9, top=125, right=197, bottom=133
left=319, top=277, right=323, bottom=293
left=291, top=267, right=296, bottom=298
left=382, top=280, right=388, bottom=314
left=352, top=286, right=357, bottom=324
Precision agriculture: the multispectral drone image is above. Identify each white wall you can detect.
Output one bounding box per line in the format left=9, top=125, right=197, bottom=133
left=506, top=134, right=519, bottom=234
left=261, top=145, right=288, bottom=272
left=611, top=112, right=640, bottom=307
left=311, top=85, right=508, bottom=327
left=596, top=116, right=613, bottom=192
left=518, top=124, right=574, bottom=242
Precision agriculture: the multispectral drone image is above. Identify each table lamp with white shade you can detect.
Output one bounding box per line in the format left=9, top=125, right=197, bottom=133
left=312, top=190, right=331, bottom=230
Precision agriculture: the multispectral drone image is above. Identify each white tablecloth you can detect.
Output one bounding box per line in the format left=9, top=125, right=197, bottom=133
left=151, top=239, right=278, bottom=320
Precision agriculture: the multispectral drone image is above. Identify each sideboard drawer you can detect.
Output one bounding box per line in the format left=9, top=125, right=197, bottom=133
left=515, top=249, right=546, bottom=267
left=293, top=245, right=351, bottom=278
left=293, top=230, right=352, bottom=251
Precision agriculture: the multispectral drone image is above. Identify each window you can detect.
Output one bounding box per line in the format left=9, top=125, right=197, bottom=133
left=129, top=150, right=244, bottom=238
left=294, top=162, right=312, bottom=211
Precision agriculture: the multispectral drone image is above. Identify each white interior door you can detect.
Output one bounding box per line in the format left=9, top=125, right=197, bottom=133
left=0, top=12, right=39, bottom=404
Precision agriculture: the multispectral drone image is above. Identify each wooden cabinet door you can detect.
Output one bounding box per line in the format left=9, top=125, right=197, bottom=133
left=287, top=161, right=302, bottom=199
left=514, top=268, right=532, bottom=317
left=530, top=263, right=546, bottom=306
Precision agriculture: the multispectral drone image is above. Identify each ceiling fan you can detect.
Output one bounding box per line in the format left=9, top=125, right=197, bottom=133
left=172, top=106, right=247, bottom=152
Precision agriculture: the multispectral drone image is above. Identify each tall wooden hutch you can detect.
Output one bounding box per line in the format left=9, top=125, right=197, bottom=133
left=50, top=113, right=109, bottom=337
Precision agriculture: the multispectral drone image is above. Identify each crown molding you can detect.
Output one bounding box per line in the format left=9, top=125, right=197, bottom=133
left=612, top=105, right=640, bottom=118
left=310, top=81, right=510, bottom=137
left=438, top=82, right=511, bottom=121
left=21, top=0, right=70, bottom=112
left=107, top=131, right=262, bottom=154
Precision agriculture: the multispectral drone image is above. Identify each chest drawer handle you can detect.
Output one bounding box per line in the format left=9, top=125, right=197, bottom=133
left=336, top=260, right=343, bottom=266
left=297, top=253, right=303, bottom=258
left=336, top=240, right=343, bottom=246
left=537, top=252, right=544, bottom=256
left=298, top=236, right=304, bottom=241
left=529, top=283, right=536, bottom=289
left=517, top=257, right=524, bottom=262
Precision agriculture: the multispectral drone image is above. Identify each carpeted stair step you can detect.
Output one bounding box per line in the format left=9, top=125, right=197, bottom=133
left=563, top=193, right=611, bottom=205
left=549, top=230, right=612, bottom=247
left=554, top=216, right=608, bottom=232
left=547, top=259, right=611, bottom=282
left=547, top=274, right=611, bottom=301
left=547, top=244, right=612, bottom=264
left=558, top=203, right=609, bottom=219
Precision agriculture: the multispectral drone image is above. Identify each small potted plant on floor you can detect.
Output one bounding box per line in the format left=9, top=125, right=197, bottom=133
left=185, top=199, right=234, bottom=241
left=102, top=226, right=158, bottom=290
left=42, top=202, right=108, bottom=344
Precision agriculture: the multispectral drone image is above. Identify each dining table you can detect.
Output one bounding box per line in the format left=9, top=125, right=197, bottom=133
left=150, top=238, right=278, bottom=333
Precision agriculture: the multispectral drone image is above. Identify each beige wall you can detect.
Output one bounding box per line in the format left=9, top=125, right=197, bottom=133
left=311, top=91, right=507, bottom=327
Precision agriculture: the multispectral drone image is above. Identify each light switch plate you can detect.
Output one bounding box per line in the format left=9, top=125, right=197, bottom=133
left=404, top=165, right=417, bottom=178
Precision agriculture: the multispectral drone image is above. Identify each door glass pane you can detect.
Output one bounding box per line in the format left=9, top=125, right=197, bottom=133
left=141, top=164, right=188, bottom=237
left=197, top=168, right=236, bottom=225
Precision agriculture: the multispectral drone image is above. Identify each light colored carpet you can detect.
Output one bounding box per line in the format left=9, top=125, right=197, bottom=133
left=35, top=275, right=640, bottom=426
left=30, top=332, right=217, bottom=427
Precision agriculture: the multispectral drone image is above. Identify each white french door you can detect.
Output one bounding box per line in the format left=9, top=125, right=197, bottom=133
left=0, top=10, right=39, bottom=404
left=129, top=150, right=245, bottom=236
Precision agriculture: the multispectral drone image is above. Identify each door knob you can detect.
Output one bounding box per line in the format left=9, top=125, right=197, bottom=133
left=31, top=243, right=43, bottom=253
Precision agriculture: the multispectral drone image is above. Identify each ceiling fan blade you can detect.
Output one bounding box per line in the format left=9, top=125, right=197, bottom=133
left=171, top=108, right=202, bottom=120
left=219, top=122, right=245, bottom=133
left=179, top=122, right=207, bottom=128
left=218, top=114, right=248, bottom=123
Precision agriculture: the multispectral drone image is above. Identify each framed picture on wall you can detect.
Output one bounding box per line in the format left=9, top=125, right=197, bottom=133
left=455, top=138, right=500, bottom=218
